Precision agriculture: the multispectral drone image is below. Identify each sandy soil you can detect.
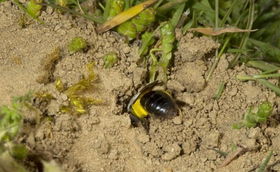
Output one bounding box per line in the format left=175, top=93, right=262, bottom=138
left=0, top=2, right=279, bottom=172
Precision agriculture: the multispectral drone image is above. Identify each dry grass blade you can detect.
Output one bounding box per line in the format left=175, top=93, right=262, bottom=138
left=97, top=0, right=157, bottom=33
left=188, top=27, right=257, bottom=36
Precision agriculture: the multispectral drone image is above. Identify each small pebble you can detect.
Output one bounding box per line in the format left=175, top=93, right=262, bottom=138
left=61, top=94, right=68, bottom=101
left=108, top=149, right=119, bottom=160
left=161, top=143, right=181, bottom=161
left=172, top=116, right=183, bottom=125
left=183, top=93, right=195, bottom=106
left=137, top=133, right=150, bottom=144
left=228, top=87, right=238, bottom=96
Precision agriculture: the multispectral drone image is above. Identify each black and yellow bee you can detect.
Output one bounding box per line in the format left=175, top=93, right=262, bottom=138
left=127, top=81, right=178, bottom=130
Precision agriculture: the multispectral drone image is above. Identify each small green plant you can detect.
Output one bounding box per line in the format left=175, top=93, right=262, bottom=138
left=0, top=93, right=31, bottom=171
left=237, top=60, right=280, bottom=96
left=68, top=37, right=87, bottom=53
left=103, top=52, right=118, bottom=68
left=233, top=101, right=273, bottom=129
left=0, top=92, right=32, bottom=142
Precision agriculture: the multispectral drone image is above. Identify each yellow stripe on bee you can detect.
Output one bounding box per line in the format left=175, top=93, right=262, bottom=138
left=131, top=98, right=148, bottom=119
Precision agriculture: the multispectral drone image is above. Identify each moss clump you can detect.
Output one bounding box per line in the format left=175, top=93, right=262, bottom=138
left=26, top=0, right=43, bottom=17
left=68, top=37, right=87, bottom=53
left=57, top=63, right=103, bottom=114
left=103, top=52, right=118, bottom=68
left=233, top=101, right=273, bottom=129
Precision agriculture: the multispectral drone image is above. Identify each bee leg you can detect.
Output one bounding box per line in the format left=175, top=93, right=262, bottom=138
left=141, top=117, right=150, bottom=133
left=129, top=114, right=140, bottom=127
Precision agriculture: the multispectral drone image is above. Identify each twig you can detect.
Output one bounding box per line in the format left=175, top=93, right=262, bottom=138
left=218, top=145, right=259, bottom=168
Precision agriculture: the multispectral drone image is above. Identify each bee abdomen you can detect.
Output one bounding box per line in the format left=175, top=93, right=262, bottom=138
left=140, top=91, right=177, bottom=117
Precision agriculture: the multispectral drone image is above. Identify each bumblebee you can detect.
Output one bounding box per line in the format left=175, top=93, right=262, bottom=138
left=127, top=81, right=178, bottom=129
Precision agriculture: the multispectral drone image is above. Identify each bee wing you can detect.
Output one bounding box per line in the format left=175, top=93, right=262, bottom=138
left=97, top=0, right=157, bottom=33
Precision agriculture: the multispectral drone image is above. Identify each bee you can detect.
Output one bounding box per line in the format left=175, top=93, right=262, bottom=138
left=127, top=81, right=178, bottom=130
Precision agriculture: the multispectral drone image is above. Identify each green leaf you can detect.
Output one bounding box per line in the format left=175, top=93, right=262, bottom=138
left=117, top=21, right=137, bottom=40
left=139, top=31, right=155, bottom=57
left=132, top=8, right=155, bottom=32
left=159, top=22, right=175, bottom=69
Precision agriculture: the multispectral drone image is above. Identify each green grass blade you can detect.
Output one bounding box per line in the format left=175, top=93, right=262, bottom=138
left=182, top=10, right=196, bottom=33
left=213, top=82, right=226, bottom=100
left=220, top=0, right=239, bottom=26
left=237, top=73, right=280, bottom=81
left=229, top=0, right=255, bottom=68
left=257, top=79, right=280, bottom=95
left=246, top=61, right=280, bottom=72
left=215, top=0, right=219, bottom=28
left=256, top=151, right=273, bottom=172
left=249, top=39, right=280, bottom=63
left=170, top=3, right=186, bottom=27
left=103, top=0, right=112, bottom=20
left=157, top=0, right=188, bottom=15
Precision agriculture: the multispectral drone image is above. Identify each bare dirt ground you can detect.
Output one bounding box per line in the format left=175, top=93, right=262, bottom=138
left=0, top=2, right=280, bottom=172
